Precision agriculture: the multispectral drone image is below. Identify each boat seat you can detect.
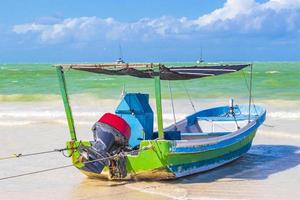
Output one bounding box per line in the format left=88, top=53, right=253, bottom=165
left=181, top=132, right=230, bottom=137
left=197, top=115, right=257, bottom=122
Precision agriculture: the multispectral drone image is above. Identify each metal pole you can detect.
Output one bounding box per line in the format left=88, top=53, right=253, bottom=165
left=154, top=65, right=164, bottom=139
left=248, top=64, right=253, bottom=123
left=56, top=66, right=77, bottom=141
left=168, top=81, right=177, bottom=129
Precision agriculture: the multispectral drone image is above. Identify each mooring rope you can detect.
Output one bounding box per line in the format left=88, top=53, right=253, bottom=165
left=0, top=147, right=72, bottom=161
left=0, top=145, right=152, bottom=181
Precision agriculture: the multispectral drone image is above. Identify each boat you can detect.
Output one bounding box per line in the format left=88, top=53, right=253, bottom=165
left=55, top=63, right=266, bottom=180
left=196, top=48, right=204, bottom=64
left=115, top=57, right=125, bottom=64
left=115, top=44, right=126, bottom=64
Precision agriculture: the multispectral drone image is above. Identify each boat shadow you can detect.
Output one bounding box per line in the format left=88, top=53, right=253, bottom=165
left=171, top=144, right=300, bottom=184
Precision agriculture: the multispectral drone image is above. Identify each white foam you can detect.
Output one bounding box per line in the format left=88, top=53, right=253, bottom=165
left=268, top=111, right=300, bottom=120
left=0, top=111, right=100, bottom=119
left=0, top=121, right=36, bottom=126
left=259, top=131, right=300, bottom=140
left=265, top=71, right=280, bottom=74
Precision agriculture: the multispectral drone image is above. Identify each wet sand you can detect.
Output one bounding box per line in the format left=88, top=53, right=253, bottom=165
left=0, top=99, right=300, bottom=200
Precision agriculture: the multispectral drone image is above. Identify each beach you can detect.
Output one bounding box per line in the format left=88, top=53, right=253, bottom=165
left=0, top=62, right=300, bottom=199
left=0, top=98, right=300, bottom=200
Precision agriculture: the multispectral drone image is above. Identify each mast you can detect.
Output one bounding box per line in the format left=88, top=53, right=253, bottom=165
left=154, top=64, right=164, bottom=139
left=248, top=64, right=253, bottom=123
left=200, top=47, right=203, bottom=61
left=56, top=66, right=77, bottom=141
left=119, top=43, right=123, bottom=60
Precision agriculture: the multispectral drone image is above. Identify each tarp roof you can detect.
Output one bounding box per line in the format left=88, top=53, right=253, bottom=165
left=57, top=63, right=250, bottom=80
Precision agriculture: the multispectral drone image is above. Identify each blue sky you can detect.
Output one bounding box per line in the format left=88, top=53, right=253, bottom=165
left=0, top=0, right=299, bottom=62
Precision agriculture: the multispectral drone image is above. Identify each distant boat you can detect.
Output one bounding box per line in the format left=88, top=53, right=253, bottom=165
left=116, top=44, right=126, bottom=64
left=115, top=57, right=125, bottom=64
left=196, top=48, right=204, bottom=64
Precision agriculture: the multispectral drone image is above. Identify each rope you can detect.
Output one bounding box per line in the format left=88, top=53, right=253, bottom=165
left=183, top=83, right=196, bottom=112
left=0, top=164, right=74, bottom=181
left=0, top=147, right=72, bottom=161
left=168, top=81, right=177, bottom=129
left=0, top=145, right=151, bottom=181
left=241, top=68, right=259, bottom=117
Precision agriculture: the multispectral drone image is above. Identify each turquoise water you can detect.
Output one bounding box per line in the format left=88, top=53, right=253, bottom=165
left=0, top=62, right=299, bottom=101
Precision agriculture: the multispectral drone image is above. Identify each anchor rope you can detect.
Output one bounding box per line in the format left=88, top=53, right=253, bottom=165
left=0, top=147, right=74, bottom=161
left=0, top=145, right=151, bottom=181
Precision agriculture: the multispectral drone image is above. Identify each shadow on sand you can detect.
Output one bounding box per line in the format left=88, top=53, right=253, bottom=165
left=71, top=145, right=300, bottom=199
left=172, top=144, right=300, bottom=184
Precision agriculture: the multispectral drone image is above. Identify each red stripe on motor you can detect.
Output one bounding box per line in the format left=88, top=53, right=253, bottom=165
left=98, top=113, right=131, bottom=139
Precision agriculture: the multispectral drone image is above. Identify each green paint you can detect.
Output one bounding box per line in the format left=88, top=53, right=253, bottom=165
left=154, top=65, right=164, bottom=139
left=126, top=140, right=171, bottom=172
left=56, top=66, right=77, bottom=141
left=66, top=140, right=91, bottom=168
left=69, top=131, right=256, bottom=179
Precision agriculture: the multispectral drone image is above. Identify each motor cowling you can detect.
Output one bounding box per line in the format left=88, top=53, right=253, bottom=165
left=92, top=113, right=131, bottom=153
left=79, top=113, right=131, bottom=178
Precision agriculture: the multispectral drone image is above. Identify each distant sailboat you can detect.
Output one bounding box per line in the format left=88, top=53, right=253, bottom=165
left=196, top=48, right=204, bottom=64
left=116, top=44, right=126, bottom=64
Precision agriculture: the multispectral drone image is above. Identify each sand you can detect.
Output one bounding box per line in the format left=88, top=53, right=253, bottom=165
left=0, top=99, right=299, bottom=200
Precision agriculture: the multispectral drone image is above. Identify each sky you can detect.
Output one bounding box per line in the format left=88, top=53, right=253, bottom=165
left=0, top=0, right=299, bottom=62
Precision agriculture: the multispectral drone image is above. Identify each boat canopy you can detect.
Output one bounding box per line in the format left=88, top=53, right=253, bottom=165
left=57, top=63, right=250, bottom=80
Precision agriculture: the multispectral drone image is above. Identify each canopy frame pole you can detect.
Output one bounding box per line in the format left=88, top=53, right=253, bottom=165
left=56, top=66, right=77, bottom=141
left=154, top=65, right=164, bottom=139
left=168, top=81, right=177, bottom=130
left=248, top=64, right=253, bottom=123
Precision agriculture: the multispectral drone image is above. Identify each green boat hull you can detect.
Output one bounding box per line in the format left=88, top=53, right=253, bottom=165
left=67, top=129, right=256, bottom=180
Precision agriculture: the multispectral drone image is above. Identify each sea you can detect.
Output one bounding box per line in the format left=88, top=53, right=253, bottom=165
left=0, top=62, right=300, bottom=200
left=0, top=62, right=299, bottom=101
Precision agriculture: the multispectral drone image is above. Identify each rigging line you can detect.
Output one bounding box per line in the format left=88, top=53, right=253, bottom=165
left=168, top=81, right=177, bottom=129
left=183, top=83, right=196, bottom=112
left=0, top=146, right=152, bottom=181
left=241, top=68, right=259, bottom=116
left=0, top=147, right=73, bottom=161
left=232, top=112, right=240, bottom=130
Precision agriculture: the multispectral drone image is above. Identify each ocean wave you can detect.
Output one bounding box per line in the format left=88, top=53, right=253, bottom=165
left=0, top=94, right=59, bottom=102
left=79, top=77, right=113, bottom=81
left=6, top=68, right=19, bottom=71
left=0, top=121, right=36, bottom=126
left=268, top=111, right=300, bottom=120
left=265, top=71, right=280, bottom=74
left=259, top=131, right=300, bottom=140
left=1, top=110, right=300, bottom=121
left=0, top=111, right=100, bottom=119
left=0, top=119, right=94, bottom=126
left=0, top=110, right=189, bottom=120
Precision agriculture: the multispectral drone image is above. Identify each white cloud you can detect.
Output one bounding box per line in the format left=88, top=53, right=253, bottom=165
left=262, top=0, right=300, bottom=11
left=12, top=0, right=300, bottom=44
left=195, top=0, right=258, bottom=26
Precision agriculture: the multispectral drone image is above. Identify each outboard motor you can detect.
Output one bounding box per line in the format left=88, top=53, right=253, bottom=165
left=79, top=113, right=131, bottom=179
